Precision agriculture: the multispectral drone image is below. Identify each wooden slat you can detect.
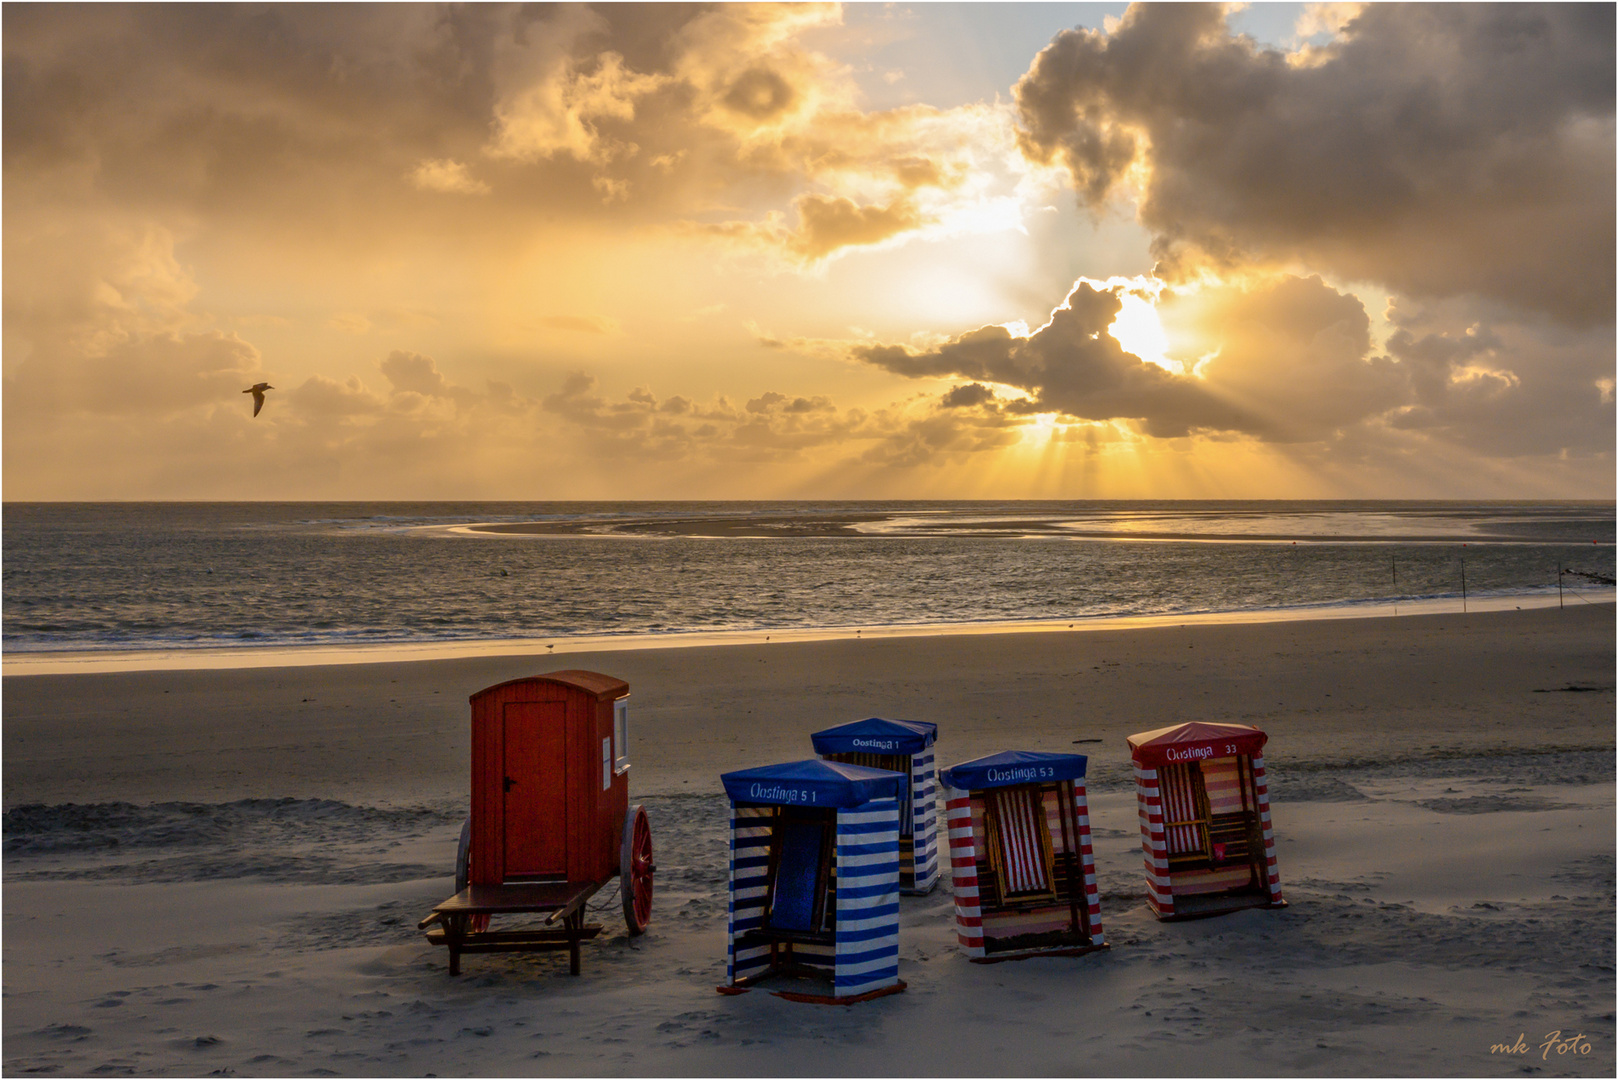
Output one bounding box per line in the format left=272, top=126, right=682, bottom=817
left=433, top=881, right=597, bottom=916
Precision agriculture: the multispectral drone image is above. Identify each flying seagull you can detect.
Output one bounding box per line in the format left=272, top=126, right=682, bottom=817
left=243, top=382, right=274, bottom=417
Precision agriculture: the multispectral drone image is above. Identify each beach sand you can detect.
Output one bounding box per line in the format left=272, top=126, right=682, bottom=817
left=4, top=605, right=1614, bottom=1076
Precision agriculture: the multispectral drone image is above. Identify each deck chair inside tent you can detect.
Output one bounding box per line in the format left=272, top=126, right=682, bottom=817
left=983, top=785, right=1059, bottom=904
left=720, top=759, right=908, bottom=1002
left=940, top=751, right=1107, bottom=960
left=761, top=808, right=836, bottom=941
left=1158, top=760, right=1256, bottom=881
left=1127, top=722, right=1285, bottom=919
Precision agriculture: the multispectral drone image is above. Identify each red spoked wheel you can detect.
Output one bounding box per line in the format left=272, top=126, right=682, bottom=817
left=620, top=804, right=654, bottom=935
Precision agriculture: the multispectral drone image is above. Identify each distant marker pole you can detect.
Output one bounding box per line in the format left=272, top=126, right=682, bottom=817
left=1460, top=558, right=1467, bottom=613
left=1392, top=555, right=1397, bottom=616
left=1558, top=562, right=1563, bottom=609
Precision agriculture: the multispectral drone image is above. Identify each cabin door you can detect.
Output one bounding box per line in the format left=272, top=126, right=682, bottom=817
left=502, top=701, right=568, bottom=879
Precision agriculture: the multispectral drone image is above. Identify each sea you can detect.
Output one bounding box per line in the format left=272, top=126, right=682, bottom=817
left=2, top=501, right=1613, bottom=657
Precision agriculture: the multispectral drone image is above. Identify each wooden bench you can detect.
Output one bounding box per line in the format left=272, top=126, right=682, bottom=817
left=417, top=882, right=603, bottom=976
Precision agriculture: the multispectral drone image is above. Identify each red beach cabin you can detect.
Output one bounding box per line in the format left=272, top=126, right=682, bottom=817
left=1127, top=722, right=1285, bottom=920
left=467, top=671, right=632, bottom=887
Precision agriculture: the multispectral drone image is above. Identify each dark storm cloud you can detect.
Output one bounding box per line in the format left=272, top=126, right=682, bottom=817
left=1015, top=3, right=1616, bottom=325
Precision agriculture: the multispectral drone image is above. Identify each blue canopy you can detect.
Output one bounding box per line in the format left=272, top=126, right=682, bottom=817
left=941, top=750, right=1088, bottom=792
left=810, top=717, right=938, bottom=756
left=722, top=758, right=907, bottom=809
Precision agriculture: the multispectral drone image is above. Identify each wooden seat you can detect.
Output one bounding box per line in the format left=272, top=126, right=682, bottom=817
left=418, top=881, right=601, bottom=975
left=1206, top=813, right=1252, bottom=863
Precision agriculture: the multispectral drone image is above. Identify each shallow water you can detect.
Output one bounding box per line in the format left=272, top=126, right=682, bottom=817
left=4, top=501, right=1611, bottom=654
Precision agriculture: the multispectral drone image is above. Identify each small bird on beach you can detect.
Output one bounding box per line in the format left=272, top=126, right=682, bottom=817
left=243, top=382, right=274, bottom=417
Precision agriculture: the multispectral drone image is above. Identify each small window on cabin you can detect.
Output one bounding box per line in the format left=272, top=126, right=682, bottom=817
left=613, top=697, right=630, bottom=774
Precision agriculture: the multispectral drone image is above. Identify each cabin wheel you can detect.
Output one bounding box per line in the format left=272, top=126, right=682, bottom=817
left=455, top=817, right=489, bottom=932
left=620, top=804, right=654, bottom=935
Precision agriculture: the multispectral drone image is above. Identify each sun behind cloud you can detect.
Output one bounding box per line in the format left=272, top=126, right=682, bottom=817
left=0, top=3, right=1610, bottom=499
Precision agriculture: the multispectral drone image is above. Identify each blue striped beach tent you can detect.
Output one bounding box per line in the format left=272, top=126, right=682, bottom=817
left=810, top=717, right=940, bottom=895
left=719, top=759, right=907, bottom=1004
left=940, top=751, right=1107, bottom=962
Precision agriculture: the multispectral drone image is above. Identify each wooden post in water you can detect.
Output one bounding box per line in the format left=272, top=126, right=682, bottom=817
left=1558, top=562, right=1563, bottom=609
left=1392, top=555, right=1398, bottom=616
left=1461, top=558, right=1467, bottom=613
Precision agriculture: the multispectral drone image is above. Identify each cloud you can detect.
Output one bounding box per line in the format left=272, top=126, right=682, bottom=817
left=290, top=374, right=386, bottom=419
left=1014, top=3, right=1616, bottom=324
left=856, top=267, right=1615, bottom=464
left=746, top=391, right=835, bottom=415
left=787, top=194, right=925, bottom=259
left=533, top=368, right=1039, bottom=470
left=939, top=382, right=999, bottom=409
left=409, top=158, right=490, bottom=195
left=4, top=4, right=1039, bottom=269
left=10, top=330, right=264, bottom=417
left=1175, top=275, right=1408, bottom=442
left=857, top=274, right=1421, bottom=442
left=856, top=279, right=1255, bottom=438
left=490, top=45, right=671, bottom=166
left=1377, top=305, right=1614, bottom=457
left=379, top=350, right=461, bottom=400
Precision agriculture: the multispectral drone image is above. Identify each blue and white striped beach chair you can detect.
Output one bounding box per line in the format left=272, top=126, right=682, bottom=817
left=720, top=759, right=907, bottom=1003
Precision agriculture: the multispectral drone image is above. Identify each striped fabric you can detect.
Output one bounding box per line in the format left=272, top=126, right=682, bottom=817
left=1071, top=781, right=1104, bottom=947
left=1252, top=755, right=1284, bottom=904
left=942, top=784, right=985, bottom=957
left=727, top=804, right=775, bottom=987
left=1133, top=765, right=1174, bottom=917
left=909, top=748, right=939, bottom=894
left=833, top=796, right=901, bottom=997
left=989, top=787, right=1054, bottom=896
left=1171, top=865, right=1254, bottom=895
left=834, top=752, right=911, bottom=834
left=944, top=780, right=1104, bottom=957
left=1201, top=757, right=1246, bottom=816
left=822, top=748, right=939, bottom=895
left=1134, top=755, right=1284, bottom=918
left=1159, top=764, right=1206, bottom=857
left=724, top=797, right=901, bottom=997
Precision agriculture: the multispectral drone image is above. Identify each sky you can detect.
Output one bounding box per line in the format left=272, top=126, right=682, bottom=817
left=4, top=2, right=1613, bottom=500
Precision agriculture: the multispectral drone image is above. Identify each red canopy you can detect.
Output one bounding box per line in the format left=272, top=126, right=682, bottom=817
left=1127, top=721, right=1268, bottom=768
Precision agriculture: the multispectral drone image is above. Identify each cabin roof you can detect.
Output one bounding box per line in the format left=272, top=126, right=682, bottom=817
left=941, top=750, right=1088, bottom=791
left=811, top=717, right=937, bottom=755
left=1126, top=721, right=1268, bottom=765
left=469, top=669, right=628, bottom=702
left=721, top=758, right=907, bottom=809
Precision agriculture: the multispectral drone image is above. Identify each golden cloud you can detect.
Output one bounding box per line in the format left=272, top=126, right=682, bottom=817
left=409, top=158, right=491, bottom=196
